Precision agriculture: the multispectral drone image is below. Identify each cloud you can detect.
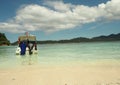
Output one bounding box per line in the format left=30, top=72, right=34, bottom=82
left=0, top=0, right=120, bottom=33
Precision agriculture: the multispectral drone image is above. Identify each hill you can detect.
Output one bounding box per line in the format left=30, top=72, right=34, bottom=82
left=0, top=33, right=10, bottom=46
left=37, top=33, right=120, bottom=44
left=12, top=33, right=120, bottom=45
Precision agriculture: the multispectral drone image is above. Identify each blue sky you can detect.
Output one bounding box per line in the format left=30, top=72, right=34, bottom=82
left=0, top=0, right=120, bottom=42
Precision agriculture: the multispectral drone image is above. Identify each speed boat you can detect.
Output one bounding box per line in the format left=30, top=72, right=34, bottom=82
left=16, top=32, right=38, bottom=55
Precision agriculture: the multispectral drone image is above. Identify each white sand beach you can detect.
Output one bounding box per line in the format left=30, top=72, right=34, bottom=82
left=0, top=63, right=120, bottom=85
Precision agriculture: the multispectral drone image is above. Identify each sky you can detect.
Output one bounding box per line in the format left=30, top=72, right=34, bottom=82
left=0, top=0, right=120, bottom=42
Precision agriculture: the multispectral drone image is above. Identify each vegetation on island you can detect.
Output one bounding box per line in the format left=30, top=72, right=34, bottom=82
left=37, top=33, right=120, bottom=44
left=0, top=33, right=10, bottom=46
left=12, top=33, right=120, bottom=45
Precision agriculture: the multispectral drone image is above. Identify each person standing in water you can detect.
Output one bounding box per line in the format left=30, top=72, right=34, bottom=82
left=20, top=41, right=26, bottom=55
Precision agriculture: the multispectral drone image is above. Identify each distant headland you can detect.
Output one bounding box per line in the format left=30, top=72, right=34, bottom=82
left=0, top=33, right=10, bottom=46
left=12, top=33, right=120, bottom=45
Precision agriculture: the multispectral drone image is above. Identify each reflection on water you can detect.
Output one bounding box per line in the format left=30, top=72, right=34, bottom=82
left=16, top=54, right=38, bottom=66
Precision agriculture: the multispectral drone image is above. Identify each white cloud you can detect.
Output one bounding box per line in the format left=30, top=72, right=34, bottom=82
left=44, top=1, right=74, bottom=12
left=0, top=0, right=120, bottom=33
left=103, top=0, right=120, bottom=20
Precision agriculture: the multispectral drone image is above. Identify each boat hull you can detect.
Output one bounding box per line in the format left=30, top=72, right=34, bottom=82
left=16, top=47, right=38, bottom=55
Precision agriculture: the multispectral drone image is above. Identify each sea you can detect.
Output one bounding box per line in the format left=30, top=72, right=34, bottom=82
left=0, top=41, right=120, bottom=68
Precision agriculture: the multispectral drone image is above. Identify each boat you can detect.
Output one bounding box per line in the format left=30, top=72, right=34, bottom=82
left=16, top=32, right=38, bottom=55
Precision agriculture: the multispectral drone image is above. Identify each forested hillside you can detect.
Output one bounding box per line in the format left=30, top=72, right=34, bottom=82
left=0, top=33, right=10, bottom=46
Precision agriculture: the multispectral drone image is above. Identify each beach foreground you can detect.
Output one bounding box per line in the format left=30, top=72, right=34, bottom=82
left=0, top=63, right=120, bottom=85
left=0, top=41, right=120, bottom=85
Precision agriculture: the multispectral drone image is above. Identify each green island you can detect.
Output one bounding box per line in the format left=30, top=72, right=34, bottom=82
left=0, top=33, right=10, bottom=46
left=11, top=33, right=120, bottom=45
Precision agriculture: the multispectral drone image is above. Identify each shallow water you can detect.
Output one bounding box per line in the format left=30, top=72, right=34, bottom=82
left=0, top=41, right=120, bottom=68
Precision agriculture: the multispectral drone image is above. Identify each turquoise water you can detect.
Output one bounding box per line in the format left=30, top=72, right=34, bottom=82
left=0, top=41, right=120, bottom=68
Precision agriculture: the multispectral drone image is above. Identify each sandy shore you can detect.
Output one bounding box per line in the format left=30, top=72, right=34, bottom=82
left=0, top=63, right=120, bottom=85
